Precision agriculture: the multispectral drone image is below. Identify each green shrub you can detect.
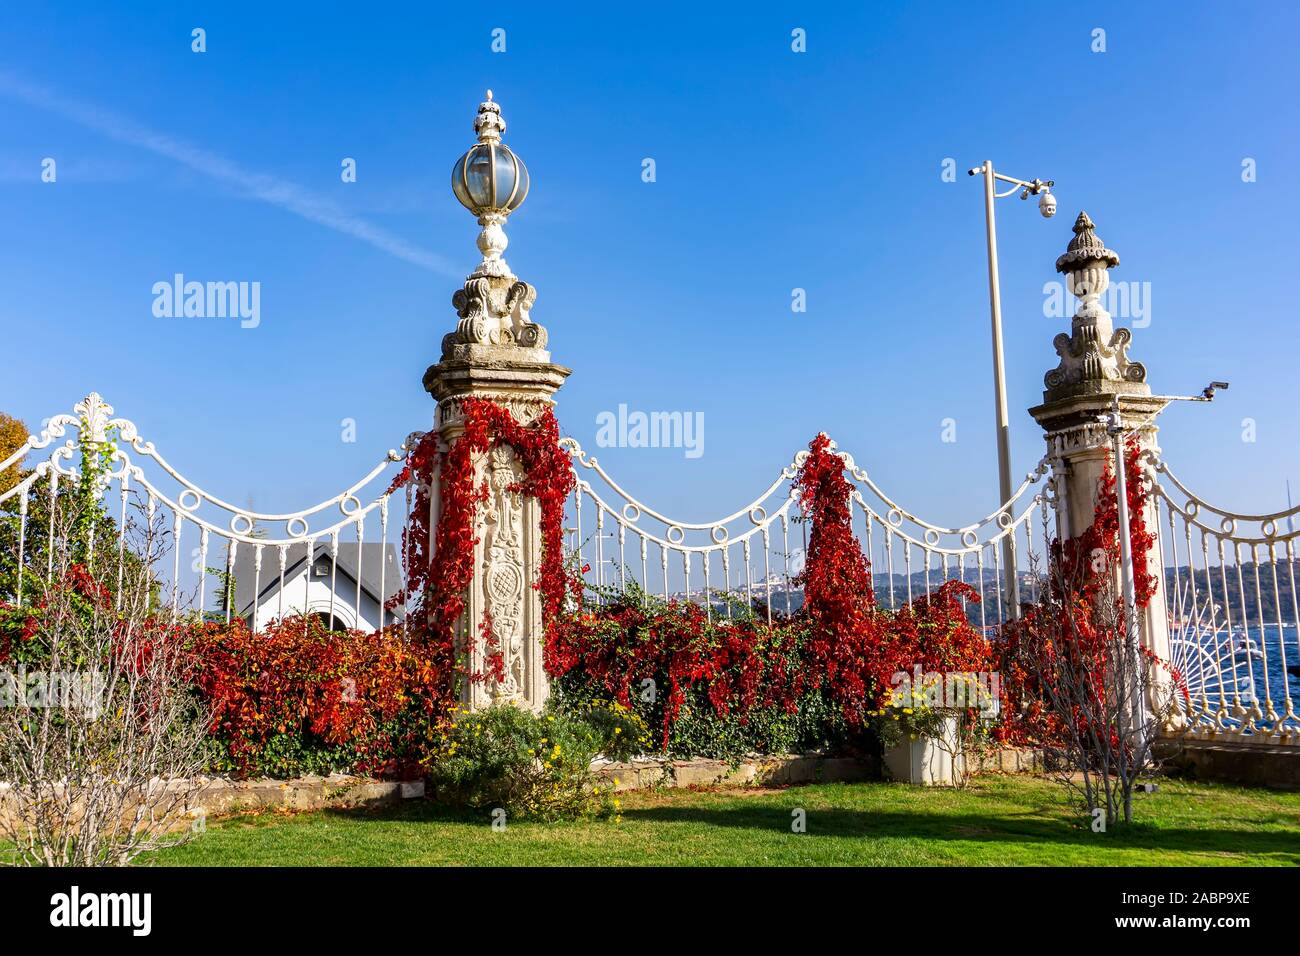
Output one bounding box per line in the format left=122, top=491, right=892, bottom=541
left=424, top=699, right=649, bottom=820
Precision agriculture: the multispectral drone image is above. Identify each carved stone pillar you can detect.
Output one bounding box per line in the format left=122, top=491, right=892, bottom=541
left=1028, top=212, right=1173, bottom=711
left=424, top=93, right=570, bottom=713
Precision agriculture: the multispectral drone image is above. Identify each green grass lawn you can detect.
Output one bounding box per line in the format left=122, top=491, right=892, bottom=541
left=151, top=775, right=1300, bottom=867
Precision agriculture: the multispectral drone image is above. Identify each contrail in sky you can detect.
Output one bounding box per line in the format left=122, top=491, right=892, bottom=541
left=0, top=70, right=461, bottom=277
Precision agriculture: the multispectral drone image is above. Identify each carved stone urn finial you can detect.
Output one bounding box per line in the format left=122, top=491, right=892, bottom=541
left=1055, top=211, right=1120, bottom=322
left=1043, top=211, right=1146, bottom=397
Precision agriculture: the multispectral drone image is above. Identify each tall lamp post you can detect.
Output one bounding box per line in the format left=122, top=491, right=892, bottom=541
left=967, top=161, right=1056, bottom=618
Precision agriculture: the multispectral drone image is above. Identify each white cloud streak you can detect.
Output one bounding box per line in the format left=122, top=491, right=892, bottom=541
left=0, top=71, right=461, bottom=277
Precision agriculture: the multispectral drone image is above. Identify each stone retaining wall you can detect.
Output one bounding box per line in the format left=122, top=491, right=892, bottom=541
left=593, top=747, right=1040, bottom=791
left=1, top=747, right=1045, bottom=832
left=1155, top=736, right=1300, bottom=790
left=191, top=774, right=426, bottom=817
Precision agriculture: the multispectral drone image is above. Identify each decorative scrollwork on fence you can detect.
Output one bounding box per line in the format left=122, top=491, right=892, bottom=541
left=562, top=435, right=1053, bottom=630
left=0, top=394, right=422, bottom=635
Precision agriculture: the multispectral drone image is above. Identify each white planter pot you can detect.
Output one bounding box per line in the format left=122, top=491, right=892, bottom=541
left=882, top=713, right=966, bottom=786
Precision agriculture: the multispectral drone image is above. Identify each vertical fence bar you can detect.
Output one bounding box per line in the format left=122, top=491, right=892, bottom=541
left=905, top=542, right=914, bottom=604
left=16, top=490, right=28, bottom=608
left=198, top=527, right=209, bottom=621
left=640, top=533, right=648, bottom=592
left=224, top=540, right=236, bottom=625
left=277, top=544, right=287, bottom=623
left=116, top=474, right=129, bottom=609
left=703, top=551, right=712, bottom=623
left=885, top=528, right=896, bottom=610
left=618, top=522, right=626, bottom=591
left=782, top=513, right=792, bottom=615
left=171, top=512, right=183, bottom=622
left=355, top=516, right=365, bottom=623
left=46, top=471, right=57, bottom=581
left=762, top=527, right=772, bottom=623
left=594, top=509, right=605, bottom=594
left=379, top=497, right=389, bottom=631
left=252, top=543, right=264, bottom=632
left=304, top=539, right=313, bottom=637
left=721, top=546, right=731, bottom=619
left=329, top=533, right=339, bottom=630
left=744, top=539, right=753, bottom=614
left=991, top=543, right=1003, bottom=622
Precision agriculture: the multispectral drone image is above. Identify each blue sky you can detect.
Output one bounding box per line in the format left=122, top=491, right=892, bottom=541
left=1, top=0, right=1296, bottom=529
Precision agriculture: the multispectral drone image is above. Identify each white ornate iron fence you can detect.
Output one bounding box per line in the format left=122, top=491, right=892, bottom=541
left=562, top=435, right=1055, bottom=628
left=1148, top=453, right=1300, bottom=740
left=0, top=394, right=423, bottom=634
left=19, top=395, right=1297, bottom=745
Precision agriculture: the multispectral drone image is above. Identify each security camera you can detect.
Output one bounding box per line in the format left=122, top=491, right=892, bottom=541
left=1038, top=190, right=1057, bottom=219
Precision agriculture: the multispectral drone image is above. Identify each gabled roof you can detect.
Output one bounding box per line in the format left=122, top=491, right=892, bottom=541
left=228, top=541, right=404, bottom=619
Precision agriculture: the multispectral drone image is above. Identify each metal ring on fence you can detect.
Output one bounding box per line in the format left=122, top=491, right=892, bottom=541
left=887, top=507, right=904, bottom=527
left=996, top=511, right=1014, bottom=529
left=711, top=525, right=729, bottom=544
left=230, top=514, right=254, bottom=535
left=621, top=503, right=641, bottom=523
left=340, top=494, right=362, bottom=516
left=666, top=525, right=685, bottom=545
left=178, top=489, right=201, bottom=512
left=1262, top=519, right=1276, bottom=539
left=924, top=528, right=941, bottom=547
left=1220, top=516, right=1236, bottom=535
left=748, top=506, right=767, bottom=525
left=287, top=517, right=310, bottom=538
left=961, top=530, right=979, bottom=549
left=1186, top=501, right=1199, bottom=517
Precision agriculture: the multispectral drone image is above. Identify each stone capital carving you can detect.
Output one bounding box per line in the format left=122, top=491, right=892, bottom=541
left=443, top=273, right=548, bottom=360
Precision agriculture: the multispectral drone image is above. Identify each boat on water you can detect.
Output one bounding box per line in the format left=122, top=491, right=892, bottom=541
left=1230, top=631, right=1265, bottom=660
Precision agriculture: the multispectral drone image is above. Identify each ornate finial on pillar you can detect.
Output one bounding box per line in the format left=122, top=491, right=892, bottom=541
left=452, top=90, right=530, bottom=279
left=443, top=92, right=547, bottom=361
left=1043, top=211, right=1146, bottom=398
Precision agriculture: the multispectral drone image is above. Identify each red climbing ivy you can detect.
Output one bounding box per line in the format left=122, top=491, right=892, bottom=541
left=794, top=433, right=885, bottom=724
left=995, top=435, right=1173, bottom=746
left=389, top=397, right=576, bottom=691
